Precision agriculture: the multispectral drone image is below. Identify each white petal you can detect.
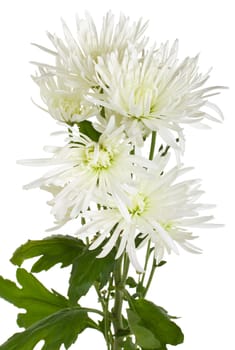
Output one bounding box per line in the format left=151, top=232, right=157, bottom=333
left=153, top=221, right=179, bottom=254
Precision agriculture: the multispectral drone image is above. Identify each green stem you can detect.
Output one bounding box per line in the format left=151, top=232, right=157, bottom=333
left=122, top=253, right=130, bottom=285
left=143, top=254, right=157, bottom=298
left=94, top=205, right=113, bottom=349
left=82, top=307, right=104, bottom=317
left=112, top=256, right=124, bottom=350
left=94, top=283, right=111, bottom=350
left=100, top=105, right=106, bottom=118
left=104, top=298, right=112, bottom=350
left=139, top=131, right=157, bottom=290
left=149, top=131, right=157, bottom=161
left=106, top=275, right=115, bottom=347
left=140, top=240, right=152, bottom=287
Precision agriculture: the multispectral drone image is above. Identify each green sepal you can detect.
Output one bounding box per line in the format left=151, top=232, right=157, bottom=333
left=68, top=247, right=115, bottom=304
left=10, top=235, right=85, bottom=272
left=135, top=233, right=147, bottom=248
left=0, top=268, right=68, bottom=328
left=0, top=307, right=98, bottom=350
left=77, top=120, right=101, bottom=142
left=156, top=261, right=167, bottom=267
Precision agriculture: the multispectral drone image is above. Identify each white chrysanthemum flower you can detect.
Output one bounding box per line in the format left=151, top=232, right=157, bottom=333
left=32, top=11, right=148, bottom=89
left=18, top=117, right=154, bottom=225
left=77, top=156, right=218, bottom=272
left=88, top=41, right=225, bottom=149
left=33, top=66, right=98, bottom=124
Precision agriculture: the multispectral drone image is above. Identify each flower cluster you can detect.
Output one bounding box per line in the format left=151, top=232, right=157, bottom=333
left=21, top=12, right=224, bottom=271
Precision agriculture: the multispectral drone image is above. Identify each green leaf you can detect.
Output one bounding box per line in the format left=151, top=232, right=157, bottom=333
left=78, top=120, right=101, bottom=142
left=68, top=248, right=115, bottom=304
left=135, top=283, right=146, bottom=298
left=11, top=235, right=85, bottom=272
left=142, top=347, right=167, bottom=350
left=127, top=310, right=161, bottom=349
left=123, top=337, right=138, bottom=349
left=0, top=268, right=68, bottom=328
left=0, top=307, right=97, bottom=350
left=126, top=277, right=137, bottom=288
left=128, top=299, right=184, bottom=348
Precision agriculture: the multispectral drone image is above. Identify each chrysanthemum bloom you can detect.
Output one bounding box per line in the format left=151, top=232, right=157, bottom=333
left=18, top=117, right=154, bottom=227
left=21, top=11, right=224, bottom=272
left=88, top=41, right=225, bottom=150
left=76, top=155, right=217, bottom=272
left=33, top=67, right=98, bottom=124
left=31, top=12, right=225, bottom=155
left=32, top=11, right=148, bottom=91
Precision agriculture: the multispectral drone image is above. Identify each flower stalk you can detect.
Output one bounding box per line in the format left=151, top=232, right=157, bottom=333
left=0, top=11, right=225, bottom=350
left=112, top=257, right=125, bottom=350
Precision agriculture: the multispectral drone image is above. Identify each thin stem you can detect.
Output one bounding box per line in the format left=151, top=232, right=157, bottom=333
left=106, top=275, right=114, bottom=347
left=122, top=253, right=130, bottom=285
left=143, top=254, right=157, bottom=298
left=112, top=256, right=124, bottom=350
left=82, top=307, right=104, bottom=317
left=94, top=283, right=111, bottom=350
left=104, top=298, right=112, bottom=350
left=93, top=207, right=112, bottom=348
left=140, top=240, right=152, bottom=287
left=149, top=130, right=157, bottom=161
left=139, top=131, right=157, bottom=294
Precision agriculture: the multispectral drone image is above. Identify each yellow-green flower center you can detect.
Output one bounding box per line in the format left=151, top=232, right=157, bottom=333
left=162, top=222, right=174, bottom=231
left=129, top=193, right=149, bottom=217
left=83, top=144, right=116, bottom=171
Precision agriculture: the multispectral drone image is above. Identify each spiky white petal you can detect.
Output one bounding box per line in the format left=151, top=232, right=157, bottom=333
left=87, top=41, right=225, bottom=148
left=33, top=11, right=148, bottom=89
left=77, top=161, right=217, bottom=272
left=20, top=12, right=225, bottom=274
left=33, top=67, right=98, bottom=124
left=18, top=117, right=154, bottom=226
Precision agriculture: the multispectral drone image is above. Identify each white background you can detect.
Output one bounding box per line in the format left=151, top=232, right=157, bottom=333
left=0, top=0, right=234, bottom=349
